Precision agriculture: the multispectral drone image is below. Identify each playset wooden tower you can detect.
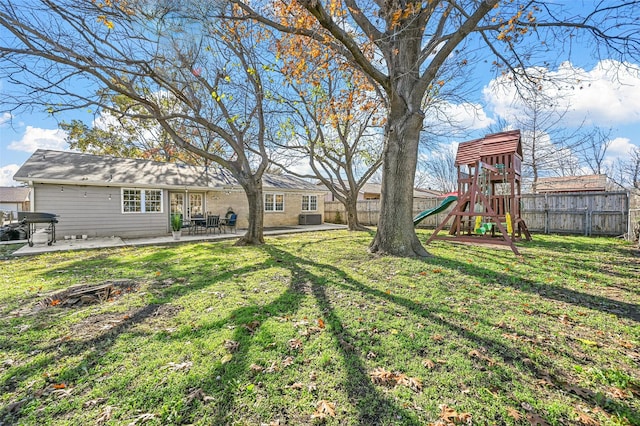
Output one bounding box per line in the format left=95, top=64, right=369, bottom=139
left=427, top=130, right=531, bottom=255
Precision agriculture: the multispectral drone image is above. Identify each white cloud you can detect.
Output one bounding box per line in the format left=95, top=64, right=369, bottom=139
left=602, top=137, right=637, bottom=169
left=0, top=164, right=20, bottom=187
left=424, top=102, right=494, bottom=133
left=484, top=60, right=640, bottom=127
left=443, top=103, right=494, bottom=130
left=0, top=112, right=11, bottom=126
left=8, top=126, right=68, bottom=153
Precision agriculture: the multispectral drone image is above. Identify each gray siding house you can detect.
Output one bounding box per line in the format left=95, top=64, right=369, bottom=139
left=14, top=150, right=326, bottom=239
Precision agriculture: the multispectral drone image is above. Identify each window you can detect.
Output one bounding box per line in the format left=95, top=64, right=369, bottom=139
left=265, top=193, right=284, bottom=212
left=301, top=195, right=317, bottom=211
left=122, top=189, right=163, bottom=213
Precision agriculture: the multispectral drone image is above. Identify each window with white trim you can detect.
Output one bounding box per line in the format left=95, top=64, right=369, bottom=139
left=264, top=193, right=284, bottom=212
left=301, top=195, right=317, bottom=211
left=122, top=189, right=163, bottom=213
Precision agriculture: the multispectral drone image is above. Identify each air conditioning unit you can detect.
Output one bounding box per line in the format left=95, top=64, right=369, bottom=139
left=298, top=214, right=322, bottom=225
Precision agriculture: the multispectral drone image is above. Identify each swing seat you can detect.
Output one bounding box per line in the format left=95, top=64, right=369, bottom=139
left=475, top=223, right=493, bottom=235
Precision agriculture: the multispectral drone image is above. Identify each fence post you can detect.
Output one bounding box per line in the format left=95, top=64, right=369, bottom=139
left=544, top=193, right=549, bottom=234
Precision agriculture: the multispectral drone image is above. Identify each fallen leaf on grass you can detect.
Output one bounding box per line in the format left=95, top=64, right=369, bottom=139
left=576, top=412, right=599, bottom=426
left=221, top=354, right=233, bottom=364
left=370, top=367, right=398, bottom=387
left=317, top=318, right=325, bottom=329
left=398, top=376, right=423, bottom=392
left=468, top=350, right=495, bottom=366
left=83, top=398, right=107, bottom=408
left=263, top=361, right=279, bottom=373
left=526, top=412, right=550, bottom=426
left=127, top=412, right=156, bottom=425
left=52, top=383, right=66, bottom=389
left=439, top=404, right=472, bottom=425
left=282, top=356, right=295, bottom=367
left=506, top=407, right=522, bottom=421
left=369, top=367, right=422, bottom=392
left=617, top=340, right=634, bottom=349
left=96, top=405, right=115, bottom=426
left=243, top=320, right=260, bottom=333
left=311, top=400, right=335, bottom=420
left=224, top=340, right=240, bottom=352
left=186, top=388, right=214, bottom=404
left=250, top=363, right=264, bottom=373
left=431, top=334, right=444, bottom=342
left=288, top=338, right=303, bottom=351
left=608, top=386, right=631, bottom=399
left=165, top=361, right=192, bottom=372
left=422, top=359, right=436, bottom=369
left=287, top=382, right=304, bottom=390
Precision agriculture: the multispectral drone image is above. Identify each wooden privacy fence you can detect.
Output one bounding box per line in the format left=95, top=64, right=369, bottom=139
left=324, top=191, right=634, bottom=238
left=520, top=191, right=628, bottom=237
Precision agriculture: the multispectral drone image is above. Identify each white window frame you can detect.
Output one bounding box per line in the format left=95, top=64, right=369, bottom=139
left=121, top=188, right=164, bottom=214
left=264, top=193, right=285, bottom=212
left=301, top=195, right=317, bottom=212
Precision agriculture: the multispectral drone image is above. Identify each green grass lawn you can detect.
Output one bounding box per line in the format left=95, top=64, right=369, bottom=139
left=1, top=230, right=638, bottom=425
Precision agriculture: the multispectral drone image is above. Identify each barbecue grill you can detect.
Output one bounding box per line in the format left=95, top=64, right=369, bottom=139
left=18, top=212, right=58, bottom=247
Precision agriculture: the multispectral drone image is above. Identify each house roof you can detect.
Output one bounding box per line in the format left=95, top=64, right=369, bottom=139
left=0, top=186, right=30, bottom=202
left=14, top=149, right=322, bottom=192
left=535, top=174, right=608, bottom=193
left=321, top=182, right=440, bottom=198
left=455, top=130, right=522, bottom=166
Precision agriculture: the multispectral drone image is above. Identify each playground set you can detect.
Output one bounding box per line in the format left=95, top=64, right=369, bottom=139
left=414, top=130, right=531, bottom=255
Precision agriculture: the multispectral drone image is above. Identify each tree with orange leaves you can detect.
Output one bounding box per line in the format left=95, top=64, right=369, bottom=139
left=270, top=18, right=385, bottom=231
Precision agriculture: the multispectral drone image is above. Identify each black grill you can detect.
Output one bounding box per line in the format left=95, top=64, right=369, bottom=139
left=18, top=212, right=58, bottom=246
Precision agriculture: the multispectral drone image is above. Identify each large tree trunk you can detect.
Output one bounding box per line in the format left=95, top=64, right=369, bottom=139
left=236, top=177, right=265, bottom=246
left=345, top=193, right=368, bottom=231
left=369, top=102, right=429, bottom=257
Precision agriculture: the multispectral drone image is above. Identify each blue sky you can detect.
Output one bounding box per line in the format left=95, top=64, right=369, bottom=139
left=1, top=5, right=639, bottom=187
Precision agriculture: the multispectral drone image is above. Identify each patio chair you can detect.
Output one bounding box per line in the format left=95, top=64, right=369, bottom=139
left=205, top=215, right=221, bottom=234
left=222, top=213, right=237, bottom=234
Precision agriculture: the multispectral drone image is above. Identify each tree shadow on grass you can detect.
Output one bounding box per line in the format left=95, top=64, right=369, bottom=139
left=159, top=244, right=423, bottom=425
left=442, top=251, right=639, bottom=323
left=0, top=245, right=298, bottom=424
left=294, top=253, right=639, bottom=424
left=3, top=238, right=638, bottom=425
left=1, top=243, right=423, bottom=425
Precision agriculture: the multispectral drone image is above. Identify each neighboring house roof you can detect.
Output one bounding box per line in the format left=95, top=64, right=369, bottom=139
left=14, top=149, right=323, bottom=192
left=535, top=174, right=608, bottom=193
left=320, top=182, right=440, bottom=198
left=0, top=186, right=30, bottom=202
left=455, top=130, right=522, bottom=167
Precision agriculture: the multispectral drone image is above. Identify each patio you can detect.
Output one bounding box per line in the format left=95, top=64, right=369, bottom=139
left=8, top=223, right=347, bottom=256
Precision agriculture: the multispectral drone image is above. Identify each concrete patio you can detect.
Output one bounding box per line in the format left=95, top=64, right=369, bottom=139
left=7, top=223, right=347, bottom=256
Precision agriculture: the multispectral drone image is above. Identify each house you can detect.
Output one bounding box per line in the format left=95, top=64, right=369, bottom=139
left=0, top=186, right=30, bottom=218
left=535, top=174, right=608, bottom=193
left=323, top=182, right=441, bottom=202
left=13, top=149, right=327, bottom=239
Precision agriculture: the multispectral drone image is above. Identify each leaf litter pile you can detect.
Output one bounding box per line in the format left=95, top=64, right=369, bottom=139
left=0, top=232, right=638, bottom=425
